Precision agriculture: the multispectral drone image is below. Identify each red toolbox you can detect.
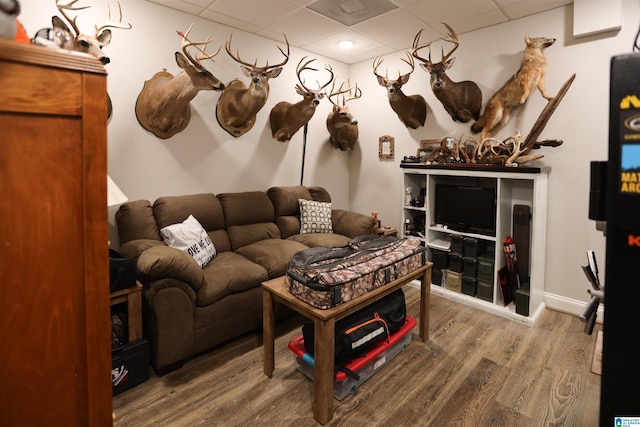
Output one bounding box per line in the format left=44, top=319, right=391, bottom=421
left=288, top=315, right=416, bottom=400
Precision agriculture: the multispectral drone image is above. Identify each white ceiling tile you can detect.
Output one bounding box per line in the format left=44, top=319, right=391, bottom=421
left=145, top=0, right=575, bottom=64
left=263, top=8, right=345, bottom=46
left=502, top=0, right=572, bottom=20
left=207, top=0, right=301, bottom=29
left=147, top=0, right=208, bottom=15
left=199, top=9, right=261, bottom=33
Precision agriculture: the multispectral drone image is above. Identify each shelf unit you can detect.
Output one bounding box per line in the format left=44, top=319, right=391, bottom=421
left=401, top=164, right=549, bottom=325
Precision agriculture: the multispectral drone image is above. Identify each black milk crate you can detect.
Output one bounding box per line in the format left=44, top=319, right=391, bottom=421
left=112, top=338, right=149, bottom=395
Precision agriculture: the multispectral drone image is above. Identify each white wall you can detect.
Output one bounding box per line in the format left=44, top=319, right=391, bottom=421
left=19, top=0, right=351, bottom=243
left=349, top=0, right=639, bottom=310
left=18, top=0, right=640, bottom=312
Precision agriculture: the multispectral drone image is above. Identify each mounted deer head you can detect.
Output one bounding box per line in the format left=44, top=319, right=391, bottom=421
left=373, top=53, right=427, bottom=129
left=52, top=0, right=131, bottom=65
left=269, top=57, right=333, bottom=142
left=326, top=79, right=361, bottom=151
left=135, top=24, right=225, bottom=139
left=412, top=23, right=482, bottom=123
left=216, top=33, right=290, bottom=137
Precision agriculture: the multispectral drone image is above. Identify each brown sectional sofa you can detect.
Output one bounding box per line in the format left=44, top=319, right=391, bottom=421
left=115, top=185, right=376, bottom=374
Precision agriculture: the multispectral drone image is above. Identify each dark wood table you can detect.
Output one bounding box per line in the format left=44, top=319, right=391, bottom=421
left=262, top=263, right=432, bottom=425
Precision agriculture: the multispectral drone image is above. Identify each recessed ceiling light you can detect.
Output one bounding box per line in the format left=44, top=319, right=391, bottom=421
left=339, top=40, right=354, bottom=49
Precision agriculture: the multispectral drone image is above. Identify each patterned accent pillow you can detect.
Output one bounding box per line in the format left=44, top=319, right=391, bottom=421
left=299, top=199, right=333, bottom=234
left=160, top=214, right=217, bottom=268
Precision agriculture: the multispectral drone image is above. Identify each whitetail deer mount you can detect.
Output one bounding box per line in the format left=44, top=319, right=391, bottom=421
left=216, top=33, right=290, bottom=138
left=48, top=0, right=131, bottom=65
left=326, top=79, right=362, bottom=151
left=269, top=57, right=333, bottom=142
left=412, top=23, right=482, bottom=123
left=135, top=24, right=225, bottom=139
left=373, top=53, right=427, bottom=129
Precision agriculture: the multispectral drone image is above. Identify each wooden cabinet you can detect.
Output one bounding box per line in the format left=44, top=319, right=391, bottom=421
left=401, top=164, right=549, bottom=325
left=0, top=40, right=112, bottom=425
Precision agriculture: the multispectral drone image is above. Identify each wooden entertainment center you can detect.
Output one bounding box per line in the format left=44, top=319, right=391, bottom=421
left=401, top=164, right=549, bottom=325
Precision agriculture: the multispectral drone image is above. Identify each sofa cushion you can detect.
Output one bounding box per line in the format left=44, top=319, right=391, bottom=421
left=116, top=199, right=162, bottom=244
left=235, top=239, right=308, bottom=278
left=299, top=199, right=333, bottom=234
left=153, top=194, right=232, bottom=253
left=218, top=191, right=275, bottom=226
left=287, top=233, right=351, bottom=248
left=197, top=252, right=268, bottom=307
left=267, top=186, right=312, bottom=217
left=219, top=191, right=281, bottom=250
left=160, top=214, right=217, bottom=268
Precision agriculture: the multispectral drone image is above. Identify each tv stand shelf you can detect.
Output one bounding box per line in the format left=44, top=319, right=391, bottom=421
left=401, top=165, right=549, bottom=325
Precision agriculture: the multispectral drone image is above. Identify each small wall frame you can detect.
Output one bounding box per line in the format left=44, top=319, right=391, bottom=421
left=379, top=135, right=394, bottom=160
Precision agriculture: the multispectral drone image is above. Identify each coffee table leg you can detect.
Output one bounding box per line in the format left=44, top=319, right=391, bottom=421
left=313, top=317, right=335, bottom=425
left=420, top=265, right=432, bottom=341
left=263, top=288, right=275, bottom=378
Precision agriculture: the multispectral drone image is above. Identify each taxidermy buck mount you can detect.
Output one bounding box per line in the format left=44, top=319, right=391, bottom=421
left=216, top=33, right=290, bottom=138
left=46, top=0, right=131, bottom=118
left=373, top=53, right=427, bottom=129
left=326, top=79, right=362, bottom=151
left=269, top=57, right=334, bottom=142
left=412, top=23, right=482, bottom=123
left=135, top=24, right=225, bottom=139
left=50, top=0, right=131, bottom=65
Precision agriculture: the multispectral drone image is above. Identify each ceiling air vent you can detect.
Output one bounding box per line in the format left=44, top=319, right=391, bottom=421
left=307, top=0, right=398, bottom=27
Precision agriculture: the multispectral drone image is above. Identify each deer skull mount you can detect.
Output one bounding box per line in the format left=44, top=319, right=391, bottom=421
left=134, top=24, right=225, bottom=139
left=216, top=33, right=290, bottom=138
left=412, top=23, right=482, bottom=123
left=269, top=57, right=334, bottom=142
left=373, top=53, right=427, bottom=129
left=326, top=80, right=362, bottom=151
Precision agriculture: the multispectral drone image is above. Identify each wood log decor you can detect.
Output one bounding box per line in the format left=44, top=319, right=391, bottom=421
left=419, top=73, right=575, bottom=166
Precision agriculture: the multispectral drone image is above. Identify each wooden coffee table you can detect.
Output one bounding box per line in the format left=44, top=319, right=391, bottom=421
left=262, top=263, right=432, bottom=425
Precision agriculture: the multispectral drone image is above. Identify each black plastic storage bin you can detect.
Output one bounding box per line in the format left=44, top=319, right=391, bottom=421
left=430, top=248, right=449, bottom=270
left=112, top=338, right=150, bottom=395
left=450, top=235, right=464, bottom=255
left=463, top=256, right=477, bottom=277
left=462, top=276, right=476, bottom=296
left=463, top=237, right=486, bottom=258
left=449, top=253, right=463, bottom=273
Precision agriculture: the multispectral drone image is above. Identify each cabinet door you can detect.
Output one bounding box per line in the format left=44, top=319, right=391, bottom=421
left=0, top=46, right=111, bottom=426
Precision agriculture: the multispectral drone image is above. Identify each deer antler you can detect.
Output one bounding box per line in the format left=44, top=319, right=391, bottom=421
left=94, top=2, right=132, bottom=35
left=180, top=24, right=221, bottom=67
left=225, top=33, right=290, bottom=70
left=372, top=56, right=388, bottom=81
left=411, top=29, right=433, bottom=65
left=440, top=22, right=459, bottom=63
left=399, top=51, right=415, bottom=78
left=327, top=80, right=351, bottom=107
left=295, top=57, right=319, bottom=92
left=56, top=0, right=89, bottom=36
left=343, top=81, right=362, bottom=105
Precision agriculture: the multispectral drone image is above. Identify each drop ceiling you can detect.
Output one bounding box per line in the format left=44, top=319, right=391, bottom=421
left=146, top=0, right=573, bottom=65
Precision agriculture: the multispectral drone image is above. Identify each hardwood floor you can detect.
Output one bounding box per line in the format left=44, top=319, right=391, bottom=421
left=113, top=285, right=601, bottom=426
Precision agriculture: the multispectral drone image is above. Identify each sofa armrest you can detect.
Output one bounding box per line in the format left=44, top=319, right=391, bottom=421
left=137, top=245, right=205, bottom=293
left=119, top=239, right=166, bottom=259
left=332, top=209, right=377, bottom=238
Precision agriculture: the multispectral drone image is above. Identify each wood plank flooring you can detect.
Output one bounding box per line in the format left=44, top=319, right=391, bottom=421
left=113, top=285, right=601, bottom=426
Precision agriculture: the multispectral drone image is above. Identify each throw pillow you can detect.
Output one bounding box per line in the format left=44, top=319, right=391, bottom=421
left=160, top=214, right=216, bottom=268
left=299, top=199, right=333, bottom=234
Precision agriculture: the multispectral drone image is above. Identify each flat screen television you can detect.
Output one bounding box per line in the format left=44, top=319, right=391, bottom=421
left=434, top=183, right=497, bottom=235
